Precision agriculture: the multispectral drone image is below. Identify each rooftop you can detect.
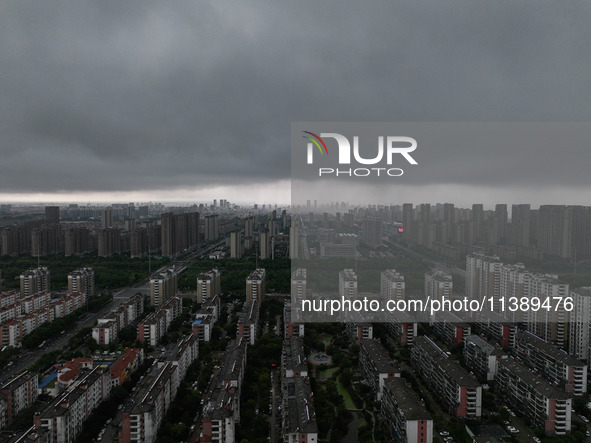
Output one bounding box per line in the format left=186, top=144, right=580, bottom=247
left=127, top=362, right=176, bottom=415
left=1, top=371, right=37, bottom=392
left=464, top=335, right=504, bottom=356
left=498, top=359, right=572, bottom=400
left=247, top=268, right=266, bottom=281
left=283, top=337, right=308, bottom=374
left=284, top=377, right=317, bottom=435
left=516, top=331, right=582, bottom=366
left=360, top=339, right=400, bottom=374
left=384, top=377, right=431, bottom=421
left=414, top=336, right=481, bottom=388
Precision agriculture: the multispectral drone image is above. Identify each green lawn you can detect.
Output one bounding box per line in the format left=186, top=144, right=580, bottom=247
left=320, top=334, right=333, bottom=346
left=336, top=375, right=356, bottom=409
left=319, top=367, right=339, bottom=379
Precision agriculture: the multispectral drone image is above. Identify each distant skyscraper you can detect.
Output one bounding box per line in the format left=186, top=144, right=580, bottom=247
left=44, top=206, right=60, bottom=224
left=31, top=225, right=63, bottom=256
left=472, top=204, right=484, bottom=243
left=361, top=217, right=383, bottom=247
left=244, top=217, right=254, bottom=238
left=124, top=218, right=136, bottom=232
left=402, top=203, right=413, bottom=242
left=510, top=204, right=531, bottom=247
left=130, top=227, right=148, bottom=258
left=538, top=205, right=572, bottom=259
left=204, top=215, right=220, bottom=242
left=160, top=211, right=200, bottom=257
left=102, top=207, right=113, bottom=229
left=494, top=204, right=508, bottom=244
left=259, top=231, right=271, bottom=259
left=97, top=228, right=121, bottom=257
left=442, top=203, right=455, bottom=243
left=230, top=231, right=243, bottom=258
left=65, top=227, right=92, bottom=257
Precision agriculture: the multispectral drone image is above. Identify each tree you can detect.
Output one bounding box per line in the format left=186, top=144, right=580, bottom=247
left=85, top=336, right=98, bottom=353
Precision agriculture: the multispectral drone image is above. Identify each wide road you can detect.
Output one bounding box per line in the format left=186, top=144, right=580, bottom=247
left=0, top=240, right=223, bottom=383
left=0, top=285, right=148, bottom=384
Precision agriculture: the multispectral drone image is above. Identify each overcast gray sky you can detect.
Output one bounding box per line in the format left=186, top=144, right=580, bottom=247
left=1, top=1, right=590, bottom=206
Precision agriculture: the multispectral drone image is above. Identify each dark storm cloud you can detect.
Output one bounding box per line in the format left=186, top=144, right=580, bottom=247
left=1, top=1, right=591, bottom=194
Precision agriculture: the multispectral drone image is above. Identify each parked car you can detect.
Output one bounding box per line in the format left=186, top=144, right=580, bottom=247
left=506, top=426, right=519, bottom=434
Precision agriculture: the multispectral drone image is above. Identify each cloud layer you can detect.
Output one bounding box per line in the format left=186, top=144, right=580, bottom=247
left=1, top=1, right=590, bottom=201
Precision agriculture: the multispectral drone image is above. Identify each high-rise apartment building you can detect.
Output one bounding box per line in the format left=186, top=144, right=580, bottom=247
left=510, top=204, right=531, bottom=247
left=259, top=230, right=271, bottom=259
left=44, top=206, right=60, bottom=225
left=204, top=215, right=219, bottom=242
left=424, top=269, right=452, bottom=302
left=149, top=267, right=178, bottom=306
left=570, top=287, right=591, bottom=366
left=64, top=227, right=92, bottom=256
left=68, top=267, right=95, bottom=297
left=102, top=207, right=113, bottom=229
left=499, top=263, right=530, bottom=322
left=97, top=227, right=121, bottom=257
left=230, top=230, right=243, bottom=259
left=402, top=203, right=414, bottom=243
left=20, top=267, right=50, bottom=297
left=380, top=269, right=405, bottom=301
left=361, top=217, right=383, bottom=247
left=339, top=269, right=357, bottom=299
left=472, top=204, right=484, bottom=243
left=465, top=253, right=502, bottom=305
left=526, top=274, right=569, bottom=347
left=246, top=268, right=266, bottom=303
left=160, top=211, right=200, bottom=257
left=197, top=268, right=221, bottom=303
left=31, top=225, right=63, bottom=256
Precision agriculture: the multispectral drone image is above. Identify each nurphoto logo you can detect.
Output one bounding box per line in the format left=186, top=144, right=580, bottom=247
left=303, top=130, right=418, bottom=177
